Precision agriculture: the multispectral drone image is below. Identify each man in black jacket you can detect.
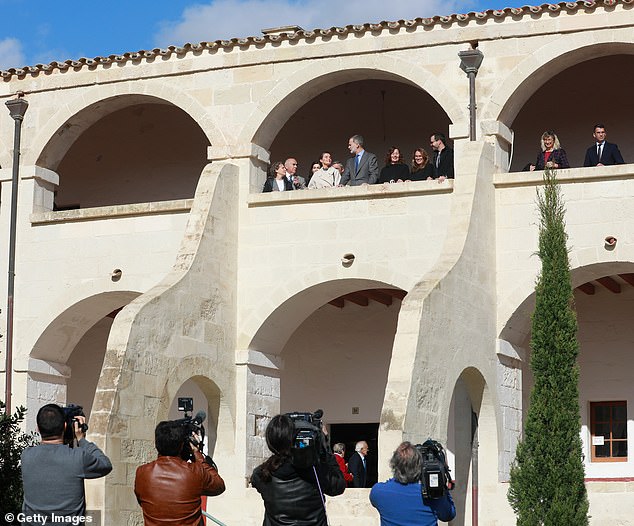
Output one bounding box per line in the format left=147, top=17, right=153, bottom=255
left=430, top=132, right=455, bottom=180
left=348, top=440, right=370, bottom=488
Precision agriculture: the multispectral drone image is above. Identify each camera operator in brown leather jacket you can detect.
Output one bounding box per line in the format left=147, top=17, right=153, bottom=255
left=134, top=420, right=225, bottom=526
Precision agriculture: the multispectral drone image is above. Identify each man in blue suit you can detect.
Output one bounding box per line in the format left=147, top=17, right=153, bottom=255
left=584, top=124, right=625, bottom=167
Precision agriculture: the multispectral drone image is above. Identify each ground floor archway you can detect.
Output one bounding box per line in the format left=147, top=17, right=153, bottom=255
left=244, top=281, right=406, bottom=476
left=27, top=291, right=139, bottom=425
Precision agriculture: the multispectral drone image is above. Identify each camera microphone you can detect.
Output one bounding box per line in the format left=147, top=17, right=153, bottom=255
left=193, top=410, right=207, bottom=426
left=313, top=409, right=324, bottom=420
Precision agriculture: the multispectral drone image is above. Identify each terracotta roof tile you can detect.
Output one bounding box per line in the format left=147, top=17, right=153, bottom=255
left=1, top=0, right=631, bottom=79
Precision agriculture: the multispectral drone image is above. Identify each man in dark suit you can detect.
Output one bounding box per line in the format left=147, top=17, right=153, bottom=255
left=584, top=124, right=625, bottom=167
left=430, top=132, right=454, bottom=180
left=284, top=157, right=307, bottom=189
left=347, top=441, right=369, bottom=488
left=340, top=135, right=379, bottom=186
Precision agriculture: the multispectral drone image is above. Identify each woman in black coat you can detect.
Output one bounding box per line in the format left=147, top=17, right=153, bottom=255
left=251, top=415, right=345, bottom=526
left=378, top=146, right=410, bottom=183
left=263, top=161, right=293, bottom=192
left=409, top=147, right=434, bottom=181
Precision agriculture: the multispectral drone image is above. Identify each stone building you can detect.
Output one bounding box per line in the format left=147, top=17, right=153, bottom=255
left=1, top=1, right=633, bottom=524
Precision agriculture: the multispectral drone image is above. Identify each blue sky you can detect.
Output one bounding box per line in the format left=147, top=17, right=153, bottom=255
left=0, top=0, right=524, bottom=69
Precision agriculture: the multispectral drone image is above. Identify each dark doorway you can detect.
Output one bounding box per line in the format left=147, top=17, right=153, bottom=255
left=330, top=422, right=379, bottom=487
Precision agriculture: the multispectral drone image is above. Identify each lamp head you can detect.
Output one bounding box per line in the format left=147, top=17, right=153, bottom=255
left=6, top=96, right=28, bottom=121
left=459, top=49, right=484, bottom=75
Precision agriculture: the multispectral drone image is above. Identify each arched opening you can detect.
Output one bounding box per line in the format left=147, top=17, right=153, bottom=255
left=251, top=71, right=452, bottom=190
left=245, top=279, right=406, bottom=480
left=167, top=377, right=222, bottom=458
left=575, top=269, right=634, bottom=479
left=27, top=291, right=140, bottom=424
left=505, top=52, right=634, bottom=172
left=36, top=95, right=210, bottom=209
left=499, top=262, right=634, bottom=482
left=447, top=368, right=499, bottom=526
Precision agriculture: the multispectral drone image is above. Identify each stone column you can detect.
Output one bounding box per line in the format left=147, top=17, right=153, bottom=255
left=496, top=338, right=525, bottom=481
left=235, top=349, right=283, bottom=477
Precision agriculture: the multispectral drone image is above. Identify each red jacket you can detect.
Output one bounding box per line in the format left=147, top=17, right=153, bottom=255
left=134, top=450, right=225, bottom=525
left=334, top=453, right=354, bottom=484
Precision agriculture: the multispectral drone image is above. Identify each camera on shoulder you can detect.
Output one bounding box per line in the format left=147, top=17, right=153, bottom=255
left=174, top=397, right=217, bottom=468
left=415, top=439, right=454, bottom=499
left=63, top=403, right=88, bottom=447
left=285, top=409, right=328, bottom=469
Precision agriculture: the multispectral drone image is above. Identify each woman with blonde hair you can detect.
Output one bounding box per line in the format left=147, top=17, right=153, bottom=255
left=529, top=130, right=570, bottom=171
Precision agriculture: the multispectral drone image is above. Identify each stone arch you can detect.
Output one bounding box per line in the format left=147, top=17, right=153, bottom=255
left=244, top=269, right=411, bottom=354
left=243, top=275, right=407, bottom=474
left=28, top=83, right=227, bottom=169
left=159, top=372, right=232, bottom=459
left=241, top=54, right=466, bottom=151
left=26, top=290, right=140, bottom=425
left=499, top=261, right=634, bottom=347
left=485, top=38, right=634, bottom=126
left=448, top=367, right=500, bottom=526
left=30, top=290, right=140, bottom=363
left=499, top=259, right=634, bottom=483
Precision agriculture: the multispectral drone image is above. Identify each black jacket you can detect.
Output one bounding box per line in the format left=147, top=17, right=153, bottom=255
left=251, top=455, right=345, bottom=526
left=432, top=148, right=454, bottom=179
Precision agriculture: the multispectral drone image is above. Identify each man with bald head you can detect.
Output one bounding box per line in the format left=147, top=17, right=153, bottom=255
left=285, top=158, right=307, bottom=189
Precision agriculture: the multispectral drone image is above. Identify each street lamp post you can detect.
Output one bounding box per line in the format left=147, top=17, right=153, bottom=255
left=458, top=48, right=484, bottom=141
left=4, top=94, right=28, bottom=414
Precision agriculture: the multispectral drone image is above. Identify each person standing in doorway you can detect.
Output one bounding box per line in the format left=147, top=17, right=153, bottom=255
left=348, top=441, right=369, bottom=488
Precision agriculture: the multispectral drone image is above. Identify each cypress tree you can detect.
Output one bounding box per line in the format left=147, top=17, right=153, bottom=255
left=0, top=402, right=37, bottom=520
left=508, top=169, right=589, bottom=525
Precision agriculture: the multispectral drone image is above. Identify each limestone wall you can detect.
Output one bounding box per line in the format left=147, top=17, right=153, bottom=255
left=1, top=3, right=634, bottom=525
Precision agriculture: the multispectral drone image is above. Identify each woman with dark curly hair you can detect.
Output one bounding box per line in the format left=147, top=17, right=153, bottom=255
left=379, top=146, right=410, bottom=184
left=251, top=414, right=345, bottom=526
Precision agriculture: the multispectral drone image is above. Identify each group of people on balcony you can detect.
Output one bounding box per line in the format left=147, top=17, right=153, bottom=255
left=262, top=133, right=454, bottom=192
left=527, top=124, right=625, bottom=171
left=264, top=124, right=626, bottom=193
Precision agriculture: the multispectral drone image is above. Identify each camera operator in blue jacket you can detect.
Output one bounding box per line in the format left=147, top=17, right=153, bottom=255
left=370, top=441, right=455, bottom=526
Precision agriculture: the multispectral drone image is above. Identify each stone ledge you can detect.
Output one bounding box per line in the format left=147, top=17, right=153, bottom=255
left=494, top=164, right=634, bottom=188
left=30, top=199, right=194, bottom=224
left=248, top=180, right=454, bottom=207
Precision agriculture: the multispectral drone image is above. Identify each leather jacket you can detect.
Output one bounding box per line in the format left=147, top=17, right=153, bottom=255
left=134, top=450, right=225, bottom=525
left=251, top=454, right=345, bottom=526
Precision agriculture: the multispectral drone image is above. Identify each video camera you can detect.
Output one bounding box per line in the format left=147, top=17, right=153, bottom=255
left=175, top=397, right=216, bottom=468
left=63, top=403, right=88, bottom=448
left=415, top=439, right=455, bottom=500
left=285, top=409, right=329, bottom=469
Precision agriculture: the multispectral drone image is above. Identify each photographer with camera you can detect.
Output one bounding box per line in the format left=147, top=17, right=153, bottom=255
left=370, top=441, right=455, bottom=526
left=134, top=419, right=225, bottom=525
left=251, top=413, right=345, bottom=526
left=21, top=403, right=112, bottom=521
